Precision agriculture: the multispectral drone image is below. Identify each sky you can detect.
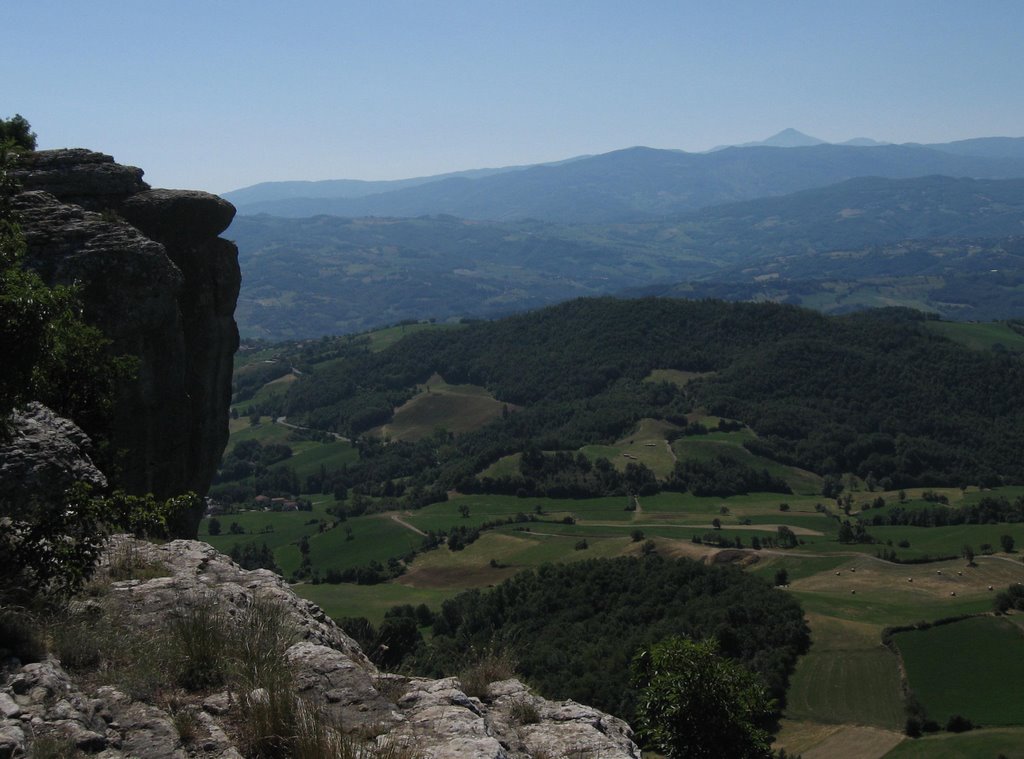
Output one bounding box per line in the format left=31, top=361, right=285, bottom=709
left=6, top=0, right=1024, bottom=194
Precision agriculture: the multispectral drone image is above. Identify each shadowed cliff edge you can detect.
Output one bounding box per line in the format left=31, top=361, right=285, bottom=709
left=11, top=149, right=240, bottom=536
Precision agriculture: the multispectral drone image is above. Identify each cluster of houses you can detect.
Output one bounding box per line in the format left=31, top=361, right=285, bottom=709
left=253, top=494, right=304, bottom=511
left=205, top=494, right=304, bottom=517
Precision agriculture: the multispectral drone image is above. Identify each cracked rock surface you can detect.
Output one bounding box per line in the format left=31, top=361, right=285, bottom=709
left=0, top=539, right=638, bottom=758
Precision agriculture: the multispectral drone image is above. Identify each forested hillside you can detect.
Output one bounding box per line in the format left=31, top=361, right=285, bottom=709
left=234, top=299, right=1024, bottom=503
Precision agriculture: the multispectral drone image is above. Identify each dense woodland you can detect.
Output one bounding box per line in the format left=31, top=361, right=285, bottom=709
left=345, top=557, right=809, bottom=725
left=227, top=298, right=1024, bottom=512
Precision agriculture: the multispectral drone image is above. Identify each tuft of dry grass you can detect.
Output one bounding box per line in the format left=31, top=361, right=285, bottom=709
left=458, top=647, right=517, bottom=701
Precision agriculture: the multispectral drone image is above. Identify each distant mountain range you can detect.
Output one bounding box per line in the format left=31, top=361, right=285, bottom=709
left=231, top=174, right=1024, bottom=338
left=709, top=127, right=889, bottom=150
left=225, top=136, right=1024, bottom=223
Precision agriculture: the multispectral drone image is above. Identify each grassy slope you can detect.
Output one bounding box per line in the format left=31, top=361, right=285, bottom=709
left=883, top=727, right=1024, bottom=758
left=368, top=374, right=508, bottom=441
left=924, top=321, right=1024, bottom=353
left=784, top=613, right=904, bottom=729
left=894, top=616, right=1024, bottom=726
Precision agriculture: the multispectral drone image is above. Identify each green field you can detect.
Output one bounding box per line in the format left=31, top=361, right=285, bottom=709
left=303, top=514, right=424, bottom=574
left=233, top=372, right=298, bottom=415
left=848, top=524, right=1024, bottom=561
left=644, top=368, right=714, bottom=387
left=894, top=616, right=1024, bottom=726
left=293, top=582, right=455, bottom=626
left=784, top=614, right=904, bottom=729
left=368, top=374, right=508, bottom=441
left=365, top=322, right=459, bottom=352
left=398, top=529, right=636, bottom=591
left=883, top=727, right=1024, bottom=758
left=224, top=419, right=298, bottom=452
left=269, top=439, right=358, bottom=479
left=202, top=502, right=335, bottom=554
left=925, top=321, right=1024, bottom=354
left=672, top=436, right=823, bottom=495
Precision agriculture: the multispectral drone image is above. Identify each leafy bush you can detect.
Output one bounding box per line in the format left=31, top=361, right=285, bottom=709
left=633, top=637, right=774, bottom=758
left=0, top=485, right=197, bottom=605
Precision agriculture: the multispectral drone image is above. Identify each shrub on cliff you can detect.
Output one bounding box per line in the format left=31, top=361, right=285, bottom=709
left=1, top=130, right=134, bottom=441
left=0, top=485, right=200, bottom=605
left=633, top=637, right=774, bottom=759
left=0, top=114, right=36, bottom=151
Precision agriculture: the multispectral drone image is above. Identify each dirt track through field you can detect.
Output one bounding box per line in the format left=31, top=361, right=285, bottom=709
left=390, top=513, right=427, bottom=536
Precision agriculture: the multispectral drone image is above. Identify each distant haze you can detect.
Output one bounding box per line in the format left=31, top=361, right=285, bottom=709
left=5, top=1, right=1024, bottom=192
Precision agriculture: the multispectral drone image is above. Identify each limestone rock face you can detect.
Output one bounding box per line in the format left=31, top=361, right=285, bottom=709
left=0, top=403, right=107, bottom=508
left=0, top=540, right=640, bottom=758
left=12, top=150, right=240, bottom=535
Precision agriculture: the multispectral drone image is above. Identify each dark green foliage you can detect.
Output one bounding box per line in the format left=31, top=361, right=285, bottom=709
left=0, top=485, right=198, bottom=604
left=633, top=637, right=774, bottom=758
left=0, top=138, right=135, bottom=449
left=993, top=584, right=1024, bottom=614
left=665, top=455, right=791, bottom=497
left=0, top=607, right=46, bottom=663
left=945, top=714, right=975, bottom=733
left=271, top=298, right=1024, bottom=492
left=338, top=613, right=423, bottom=669
left=0, top=115, right=36, bottom=150
left=230, top=542, right=280, bottom=573
left=408, top=557, right=808, bottom=723
left=861, top=495, right=1024, bottom=528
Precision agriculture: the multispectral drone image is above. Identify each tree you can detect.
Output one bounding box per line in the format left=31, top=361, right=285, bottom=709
left=0, top=115, right=36, bottom=151
left=208, top=517, right=221, bottom=536
left=776, top=525, right=798, bottom=549
left=962, top=544, right=976, bottom=566
left=633, top=637, right=774, bottom=758
left=1001, top=534, right=1015, bottom=553
left=774, top=569, right=789, bottom=587
left=458, top=504, right=470, bottom=519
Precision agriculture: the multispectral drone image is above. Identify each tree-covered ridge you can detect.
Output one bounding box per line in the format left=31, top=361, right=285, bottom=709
left=405, top=556, right=810, bottom=724
left=261, top=298, right=1024, bottom=490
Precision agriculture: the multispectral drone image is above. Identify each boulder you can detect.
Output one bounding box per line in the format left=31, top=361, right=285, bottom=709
left=0, top=403, right=107, bottom=508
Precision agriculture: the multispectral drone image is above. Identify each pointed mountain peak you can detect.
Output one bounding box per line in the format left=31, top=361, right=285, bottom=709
left=760, top=128, right=826, bottom=147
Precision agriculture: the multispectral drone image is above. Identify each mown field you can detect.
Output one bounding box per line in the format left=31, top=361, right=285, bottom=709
left=784, top=614, right=904, bottom=729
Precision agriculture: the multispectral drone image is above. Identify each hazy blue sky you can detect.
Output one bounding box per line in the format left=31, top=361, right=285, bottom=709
left=6, top=1, right=1023, bottom=193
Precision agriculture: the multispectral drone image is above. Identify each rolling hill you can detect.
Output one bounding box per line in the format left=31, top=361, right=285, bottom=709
left=227, top=141, right=1024, bottom=223
left=231, top=175, right=1024, bottom=338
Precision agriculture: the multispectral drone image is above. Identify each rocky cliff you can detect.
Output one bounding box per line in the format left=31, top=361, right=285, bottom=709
left=11, top=150, right=240, bottom=535
left=0, top=539, right=639, bottom=759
